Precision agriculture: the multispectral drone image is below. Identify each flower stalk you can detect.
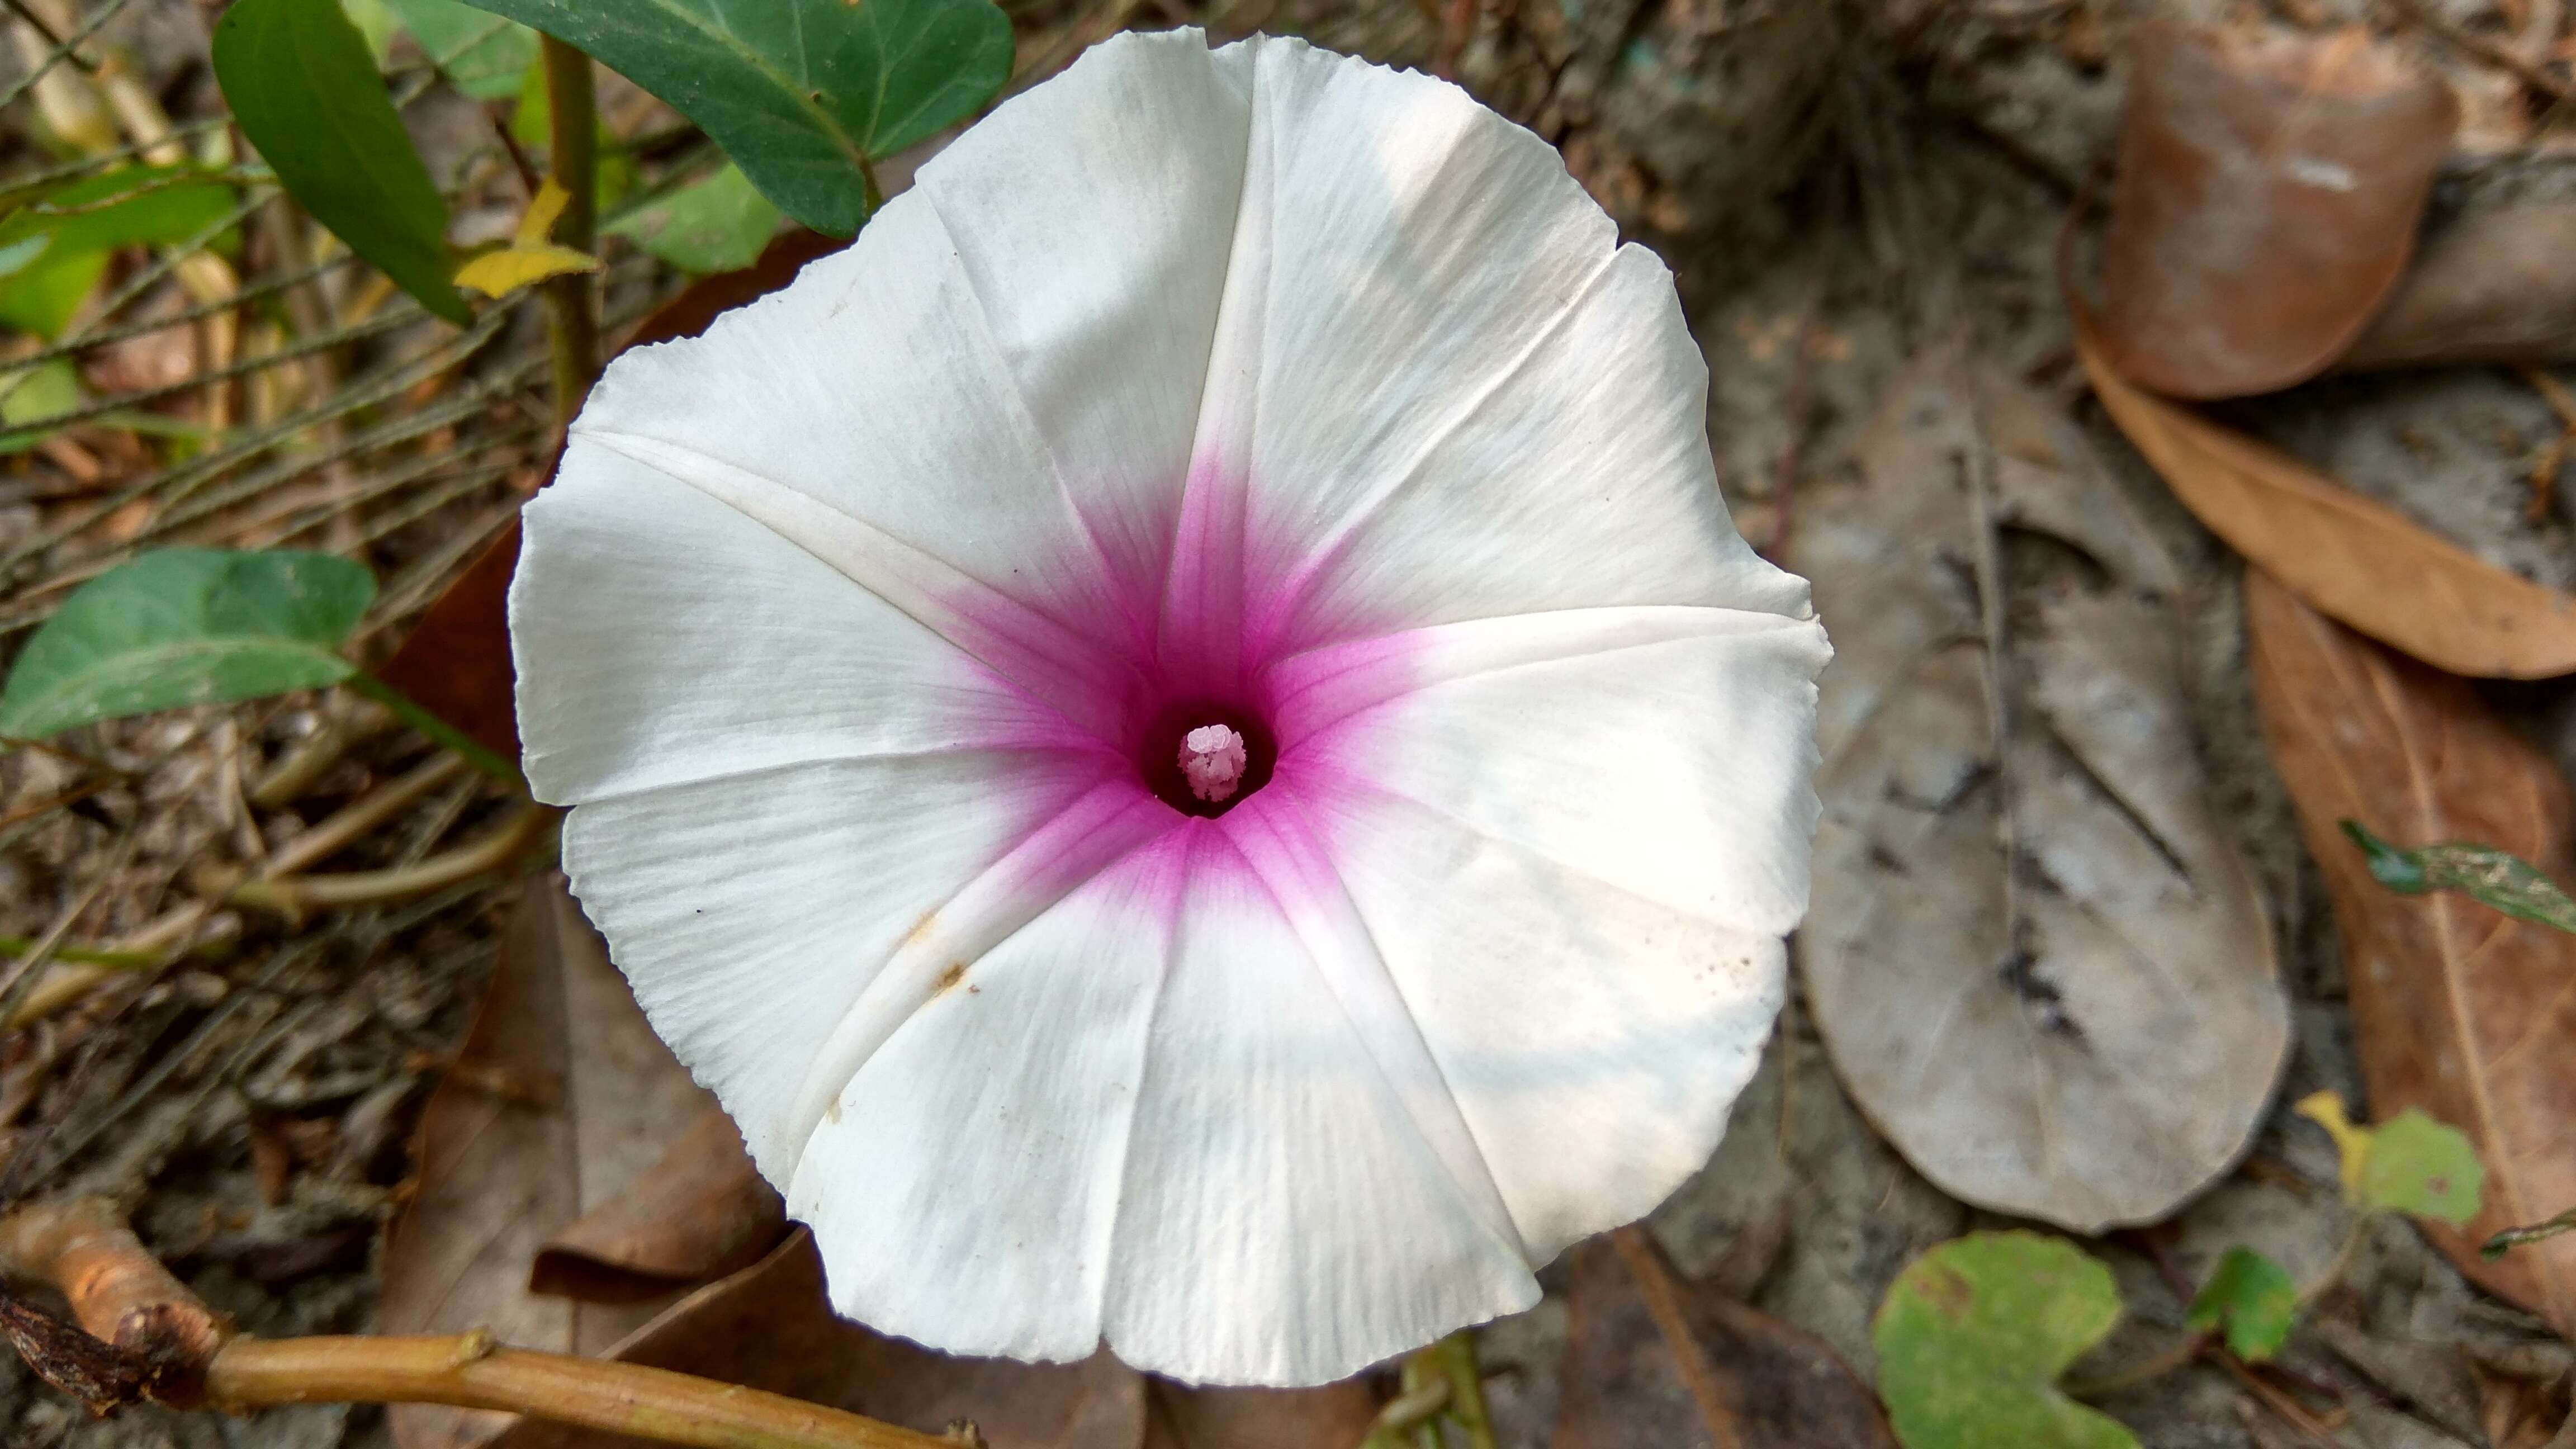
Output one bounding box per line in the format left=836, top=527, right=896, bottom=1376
left=0, top=1197, right=963, bottom=1449
left=538, top=32, right=600, bottom=428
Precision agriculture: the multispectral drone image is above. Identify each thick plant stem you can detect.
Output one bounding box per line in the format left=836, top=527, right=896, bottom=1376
left=538, top=32, right=599, bottom=428
left=0, top=1199, right=960, bottom=1449
left=205, top=1336, right=957, bottom=1449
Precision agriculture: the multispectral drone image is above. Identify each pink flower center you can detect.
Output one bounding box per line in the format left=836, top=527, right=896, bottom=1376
left=1134, top=698, right=1276, bottom=818
left=1179, top=724, right=1248, bottom=802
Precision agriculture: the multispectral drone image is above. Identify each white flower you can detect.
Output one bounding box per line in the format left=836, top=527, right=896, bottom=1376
left=508, top=28, right=1828, bottom=1388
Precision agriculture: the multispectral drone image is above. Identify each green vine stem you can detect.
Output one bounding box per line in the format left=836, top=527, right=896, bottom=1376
left=343, top=673, right=520, bottom=789
left=538, top=31, right=600, bottom=427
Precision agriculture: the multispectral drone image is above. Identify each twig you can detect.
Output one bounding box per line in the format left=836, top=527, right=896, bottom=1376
left=259, top=752, right=471, bottom=880
left=2485, top=1203, right=2576, bottom=1257
left=248, top=699, right=397, bottom=809
left=219, top=806, right=554, bottom=921
left=2382, top=0, right=2575, bottom=102
left=2064, top=1332, right=2212, bottom=1399
left=1759, top=306, right=1822, bottom=561
left=1610, top=1225, right=1744, bottom=1449
left=0, top=1197, right=952, bottom=1448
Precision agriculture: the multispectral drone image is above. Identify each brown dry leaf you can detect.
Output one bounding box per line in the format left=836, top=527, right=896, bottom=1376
left=1788, top=347, right=2286, bottom=1232
left=2341, top=205, right=2576, bottom=371
left=2096, top=22, right=2456, bottom=399
left=504, top=1230, right=1149, bottom=1449
left=381, top=874, right=773, bottom=1449
left=1551, top=1229, right=1891, bottom=1448
left=1142, top=1378, right=1380, bottom=1449
left=2245, top=569, right=2576, bottom=1336
left=2076, top=317, right=2576, bottom=680
left=375, top=228, right=849, bottom=762
left=529, top=1103, right=781, bottom=1303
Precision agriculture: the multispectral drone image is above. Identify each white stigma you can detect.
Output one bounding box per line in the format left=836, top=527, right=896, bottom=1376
left=1180, top=723, right=1249, bottom=803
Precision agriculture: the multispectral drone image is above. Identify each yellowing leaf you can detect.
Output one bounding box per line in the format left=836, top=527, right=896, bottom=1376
left=2296, top=1091, right=2487, bottom=1226
left=454, top=242, right=597, bottom=298
left=517, top=177, right=572, bottom=247
left=2297, top=1091, right=2372, bottom=1200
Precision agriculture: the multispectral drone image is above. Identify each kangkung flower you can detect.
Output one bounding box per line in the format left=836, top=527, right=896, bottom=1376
left=509, top=29, right=1829, bottom=1388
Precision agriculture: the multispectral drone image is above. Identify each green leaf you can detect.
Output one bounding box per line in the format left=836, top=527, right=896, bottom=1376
left=2341, top=821, right=2576, bottom=934
left=0, top=245, right=106, bottom=338
left=381, top=0, right=536, bottom=100
left=341, top=0, right=401, bottom=66
left=214, top=0, right=472, bottom=325
left=0, top=549, right=375, bottom=739
left=2361, top=1110, right=2485, bottom=1226
left=0, top=358, right=80, bottom=452
left=0, top=165, right=239, bottom=262
left=453, top=0, right=1012, bottom=235
left=604, top=162, right=780, bottom=274
left=2185, top=1248, right=2297, bottom=1362
left=1873, top=1232, right=2138, bottom=1449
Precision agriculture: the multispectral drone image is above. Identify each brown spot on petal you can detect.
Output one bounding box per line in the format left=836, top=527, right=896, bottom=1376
left=932, top=963, right=967, bottom=997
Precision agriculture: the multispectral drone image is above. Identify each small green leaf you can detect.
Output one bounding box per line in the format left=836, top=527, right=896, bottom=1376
left=2185, top=1248, right=2297, bottom=1362
left=0, top=358, right=80, bottom=452
left=454, top=0, right=1011, bottom=236
left=2340, top=821, right=2576, bottom=934
left=381, top=0, right=536, bottom=100
left=2361, top=1110, right=2485, bottom=1226
left=605, top=162, right=781, bottom=274
left=0, top=165, right=239, bottom=260
left=1873, top=1231, right=2138, bottom=1449
left=0, top=549, right=375, bottom=740
left=0, top=244, right=106, bottom=338
left=214, top=0, right=472, bottom=325
left=340, top=0, right=401, bottom=65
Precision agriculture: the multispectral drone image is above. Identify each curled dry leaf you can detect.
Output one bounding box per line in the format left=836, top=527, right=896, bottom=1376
left=2341, top=206, right=2576, bottom=372
left=2096, top=22, right=2456, bottom=399
left=2245, top=570, right=2576, bottom=1337
left=2076, top=318, right=2576, bottom=680
left=1788, top=348, right=2285, bottom=1233
left=380, top=875, right=782, bottom=1449
left=1551, top=1229, right=1893, bottom=1449
left=529, top=1103, right=783, bottom=1304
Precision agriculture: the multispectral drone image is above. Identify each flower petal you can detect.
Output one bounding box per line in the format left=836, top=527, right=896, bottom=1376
left=905, top=31, right=1257, bottom=637
left=787, top=822, right=1537, bottom=1386
left=1174, top=36, right=1806, bottom=661
left=1284, top=606, right=1830, bottom=930
left=557, top=749, right=1121, bottom=1181
left=514, top=443, right=1106, bottom=804
left=1303, top=780, right=1789, bottom=1262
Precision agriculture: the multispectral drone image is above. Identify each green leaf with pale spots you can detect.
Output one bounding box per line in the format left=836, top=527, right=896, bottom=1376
left=2362, top=1110, right=2485, bottom=1225
left=451, top=0, right=1012, bottom=235
left=2186, top=1247, right=2297, bottom=1362
left=2341, top=821, right=2576, bottom=935
left=2298, top=1091, right=2485, bottom=1226
left=1873, top=1232, right=2138, bottom=1449
left=0, top=549, right=375, bottom=739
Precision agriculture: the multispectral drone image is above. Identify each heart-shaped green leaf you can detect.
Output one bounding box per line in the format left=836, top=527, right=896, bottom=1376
left=1874, top=1232, right=2138, bottom=1449
left=451, top=0, right=1012, bottom=235
left=2186, top=1247, right=2298, bottom=1362
left=215, top=0, right=472, bottom=324
left=0, top=549, right=376, bottom=740
left=605, top=162, right=781, bottom=274
left=381, top=0, right=537, bottom=99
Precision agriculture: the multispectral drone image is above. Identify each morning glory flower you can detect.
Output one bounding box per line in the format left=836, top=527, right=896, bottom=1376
left=508, top=28, right=1827, bottom=1388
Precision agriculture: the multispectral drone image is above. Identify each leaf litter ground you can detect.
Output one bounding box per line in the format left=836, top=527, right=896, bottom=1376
left=5, top=0, right=2576, bottom=1446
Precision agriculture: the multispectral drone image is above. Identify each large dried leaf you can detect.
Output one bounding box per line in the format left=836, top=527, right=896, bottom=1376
left=1788, top=349, right=2285, bottom=1232
left=2245, top=570, right=2576, bottom=1334
left=380, top=875, right=765, bottom=1449
left=2076, top=318, right=2576, bottom=680
left=2099, top=22, right=2456, bottom=399
left=2342, top=205, right=2576, bottom=371
left=1552, top=1230, right=1893, bottom=1448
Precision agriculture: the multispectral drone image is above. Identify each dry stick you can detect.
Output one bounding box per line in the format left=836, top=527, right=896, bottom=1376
left=220, top=804, right=553, bottom=921
left=0, top=1198, right=957, bottom=1449
left=1608, top=1226, right=1745, bottom=1449
left=2383, top=0, right=2576, bottom=102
